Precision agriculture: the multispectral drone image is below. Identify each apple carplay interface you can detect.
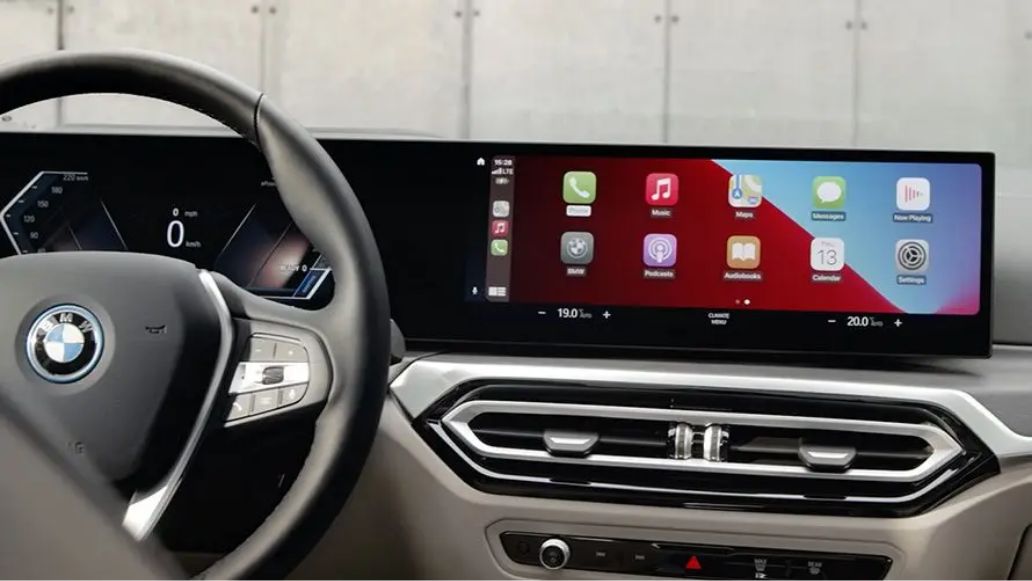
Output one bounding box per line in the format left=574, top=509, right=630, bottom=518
left=0, top=134, right=992, bottom=357
left=470, top=149, right=992, bottom=357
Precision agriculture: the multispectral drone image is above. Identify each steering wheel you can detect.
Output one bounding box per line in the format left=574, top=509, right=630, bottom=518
left=0, top=50, right=391, bottom=578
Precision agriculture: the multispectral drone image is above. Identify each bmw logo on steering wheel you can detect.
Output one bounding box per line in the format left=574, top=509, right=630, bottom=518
left=26, top=304, right=104, bottom=383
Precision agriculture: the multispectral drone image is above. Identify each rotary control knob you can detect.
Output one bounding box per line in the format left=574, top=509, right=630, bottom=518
left=539, top=538, right=571, bottom=570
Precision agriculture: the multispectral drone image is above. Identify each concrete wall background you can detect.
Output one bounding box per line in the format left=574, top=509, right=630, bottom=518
left=1, top=1, right=1028, bottom=158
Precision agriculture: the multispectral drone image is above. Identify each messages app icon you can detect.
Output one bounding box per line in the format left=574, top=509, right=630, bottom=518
left=563, top=171, right=597, bottom=204
left=813, top=176, right=846, bottom=209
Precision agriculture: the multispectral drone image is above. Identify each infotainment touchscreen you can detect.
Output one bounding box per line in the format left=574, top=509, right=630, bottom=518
left=481, top=156, right=981, bottom=314
left=465, top=148, right=992, bottom=357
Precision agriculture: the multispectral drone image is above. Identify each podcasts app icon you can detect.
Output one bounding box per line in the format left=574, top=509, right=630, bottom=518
left=643, top=234, right=677, bottom=268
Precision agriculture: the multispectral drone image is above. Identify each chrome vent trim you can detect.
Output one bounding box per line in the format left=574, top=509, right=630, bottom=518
left=428, top=423, right=961, bottom=505
left=443, top=400, right=961, bottom=484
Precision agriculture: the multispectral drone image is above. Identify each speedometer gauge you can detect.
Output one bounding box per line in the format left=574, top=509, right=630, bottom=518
left=2, top=171, right=125, bottom=255
left=1, top=169, right=331, bottom=306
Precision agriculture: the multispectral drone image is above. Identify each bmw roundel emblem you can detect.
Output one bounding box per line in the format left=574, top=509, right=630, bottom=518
left=26, top=305, right=104, bottom=383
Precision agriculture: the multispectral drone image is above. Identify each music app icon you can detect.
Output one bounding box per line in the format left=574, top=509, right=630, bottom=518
left=490, top=219, right=509, bottom=237
left=646, top=173, right=679, bottom=206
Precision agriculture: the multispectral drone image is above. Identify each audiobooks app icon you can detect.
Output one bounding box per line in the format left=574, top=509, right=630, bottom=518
left=727, top=236, right=761, bottom=269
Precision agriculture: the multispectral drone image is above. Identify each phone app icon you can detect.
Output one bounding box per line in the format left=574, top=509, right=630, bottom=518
left=646, top=173, right=679, bottom=206
left=897, top=177, right=931, bottom=211
left=490, top=219, right=509, bottom=237
left=563, top=171, right=597, bottom=204
left=895, top=239, right=929, bottom=273
left=560, top=231, right=594, bottom=264
left=727, top=236, right=761, bottom=269
left=492, top=200, right=511, bottom=218
left=810, top=237, right=845, bottom=271
left=490, top=239, right=509, bottom=257
left=728, top=175, right=763, bottom=208
left=643, top=233, right=677, bottom=267
left=812, top=176, right=846, bottom=209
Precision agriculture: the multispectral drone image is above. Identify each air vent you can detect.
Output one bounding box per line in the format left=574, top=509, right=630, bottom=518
left=445, top=400, right=959, bottom=483
left=730, top=426, right=931, bottom=472
left=469, top=413, right=669, bottom=459
left=419, top=384, right=998, bottom=517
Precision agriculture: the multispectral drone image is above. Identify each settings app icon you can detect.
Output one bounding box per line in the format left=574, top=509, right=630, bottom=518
left=895, top=239, right=929, bottom=273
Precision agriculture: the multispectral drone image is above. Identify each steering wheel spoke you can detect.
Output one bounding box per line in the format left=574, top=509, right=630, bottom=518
left=124, top=271, right=334, bottom=540
left=122, top=270, right=234, bottom=540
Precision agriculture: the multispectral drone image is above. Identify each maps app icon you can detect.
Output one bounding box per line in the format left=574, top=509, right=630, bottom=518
left=728, top=174, right=763, bottom=208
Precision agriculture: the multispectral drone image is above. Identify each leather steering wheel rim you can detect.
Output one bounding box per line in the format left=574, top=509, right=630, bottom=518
left=0, top=49, right=391, bottom=579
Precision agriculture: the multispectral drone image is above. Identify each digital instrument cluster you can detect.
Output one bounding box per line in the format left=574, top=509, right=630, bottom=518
left=0, top=165, right=331, bottom=307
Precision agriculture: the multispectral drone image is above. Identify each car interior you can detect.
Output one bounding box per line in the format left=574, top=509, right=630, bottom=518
left=1, top=2, right=1031, bottom=580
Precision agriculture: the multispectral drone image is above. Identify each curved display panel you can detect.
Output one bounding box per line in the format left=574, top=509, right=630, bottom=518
left=0, top=134, right=992, bottom=357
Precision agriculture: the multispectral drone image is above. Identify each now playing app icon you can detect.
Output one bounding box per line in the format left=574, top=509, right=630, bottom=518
left=643, top=233, right=677, bottom=267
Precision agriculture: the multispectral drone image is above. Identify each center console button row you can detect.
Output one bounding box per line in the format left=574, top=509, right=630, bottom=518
left=499, top=532, right=890, bottom=579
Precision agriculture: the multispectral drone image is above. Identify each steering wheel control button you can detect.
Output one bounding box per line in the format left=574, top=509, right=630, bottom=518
left=251, top=390, right=279, bottom=415
left=278, top=384, right=307, bottom=407
left=229, top=361, right=310, bottom=394
left=244, top=337, right=276, bottom=361
left=227, top=393, right=254, bottom=421
left=539, top=538, right=571, bottom=570
left=261, top=365, right=285, bottom=385
left=273, top=340, right=308, bottom=362
left=26, top=304, right=104, bottom=383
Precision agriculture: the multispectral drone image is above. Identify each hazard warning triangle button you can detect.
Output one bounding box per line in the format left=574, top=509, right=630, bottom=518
left=685, top=555, right=703, bottom=571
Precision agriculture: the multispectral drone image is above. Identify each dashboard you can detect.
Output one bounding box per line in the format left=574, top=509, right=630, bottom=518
left=0, top=133, right=993, bottom=357
left=1, top=132, right=1018, bottom=581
